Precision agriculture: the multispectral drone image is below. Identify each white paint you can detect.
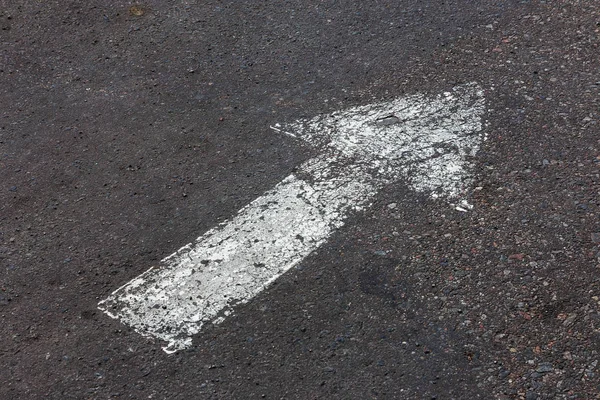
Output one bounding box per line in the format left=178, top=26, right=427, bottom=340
left=98, top=83, right=486, bottom=353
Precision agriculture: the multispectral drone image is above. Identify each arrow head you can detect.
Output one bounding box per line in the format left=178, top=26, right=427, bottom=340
left=276, top=83, right=486, bottom=202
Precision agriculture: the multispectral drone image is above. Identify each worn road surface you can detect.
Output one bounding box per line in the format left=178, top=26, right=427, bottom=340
left=1, top=1, right=600, bottom=399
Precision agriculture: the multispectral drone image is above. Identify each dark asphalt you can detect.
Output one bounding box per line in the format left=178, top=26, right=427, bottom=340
left=1, top=1, right=600, bottom=398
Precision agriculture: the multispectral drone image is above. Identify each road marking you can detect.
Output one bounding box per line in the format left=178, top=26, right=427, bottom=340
left=99, top=83, right=486, bottom=353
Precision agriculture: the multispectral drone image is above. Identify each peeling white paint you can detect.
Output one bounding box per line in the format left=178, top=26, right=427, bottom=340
left=98, top=83, right=486, bottom=353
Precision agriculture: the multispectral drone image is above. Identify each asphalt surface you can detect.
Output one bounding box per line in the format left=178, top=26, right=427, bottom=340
left=1, top=0, right=600, bottom=399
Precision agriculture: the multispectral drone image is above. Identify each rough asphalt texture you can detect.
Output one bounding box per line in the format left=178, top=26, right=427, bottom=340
left=1, top=0, right=599, bottom=399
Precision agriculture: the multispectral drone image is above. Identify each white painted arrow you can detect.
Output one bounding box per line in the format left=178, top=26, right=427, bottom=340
left=98, top=83, right=486, bottom=353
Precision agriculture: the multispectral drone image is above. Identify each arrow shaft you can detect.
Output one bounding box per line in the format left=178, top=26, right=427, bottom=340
left=100, top=154, right=378, bottom=353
